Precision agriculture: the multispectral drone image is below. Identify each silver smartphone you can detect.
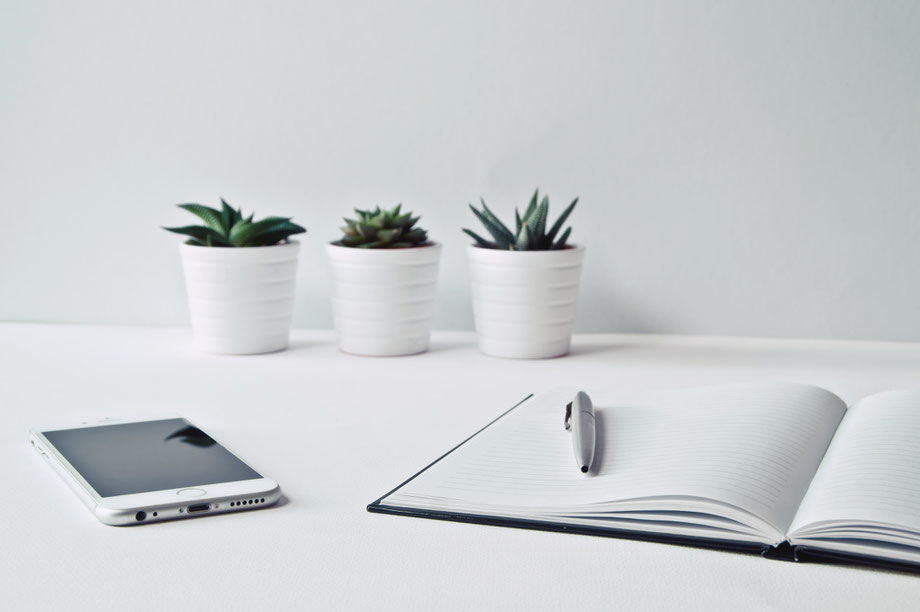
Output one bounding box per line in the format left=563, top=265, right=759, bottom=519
left=30, top=415, right=281, bottom=525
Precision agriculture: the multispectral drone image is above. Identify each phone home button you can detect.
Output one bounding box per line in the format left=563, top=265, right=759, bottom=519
left=176, top=488, right=207, bottom=497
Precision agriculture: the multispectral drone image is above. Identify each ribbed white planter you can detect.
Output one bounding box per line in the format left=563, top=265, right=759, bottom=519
left=179, top=241, right=300, bottom=355
left=467, top=244, right=585, bottom=359
left=326, top=242, right=441, bottom=356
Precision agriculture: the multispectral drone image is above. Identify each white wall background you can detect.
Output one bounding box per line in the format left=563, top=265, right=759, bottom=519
left=1, top=0, right=918, bottom=341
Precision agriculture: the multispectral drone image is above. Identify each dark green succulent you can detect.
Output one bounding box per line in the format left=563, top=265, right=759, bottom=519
left=463, top=189, right=578, bottom=251
left=163, top=199, right=306, bottom=247
left=334, top=204, right=430, bottom=248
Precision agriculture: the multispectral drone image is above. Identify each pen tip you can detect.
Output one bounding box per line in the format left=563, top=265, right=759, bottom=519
left=580, top=465, right=589, bottom=473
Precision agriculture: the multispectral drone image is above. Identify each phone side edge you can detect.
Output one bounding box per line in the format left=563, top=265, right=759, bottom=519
left=29, top=430, right=99, bottom=518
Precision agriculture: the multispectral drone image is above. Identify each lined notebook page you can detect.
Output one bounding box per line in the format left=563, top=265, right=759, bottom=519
left=384, top=383, right=845, bottom=535
left=790, top=389, right=920, bottom=535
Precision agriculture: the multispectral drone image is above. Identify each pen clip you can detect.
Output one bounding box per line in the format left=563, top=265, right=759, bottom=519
left=564, top=402, right=573, bottom=431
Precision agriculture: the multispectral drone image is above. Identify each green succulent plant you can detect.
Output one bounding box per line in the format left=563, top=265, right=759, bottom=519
left=163, top=199, right=306, bottom=247
left=463, top=189, right=578, bottom=251
left=334, top=204, right=430, bottom=248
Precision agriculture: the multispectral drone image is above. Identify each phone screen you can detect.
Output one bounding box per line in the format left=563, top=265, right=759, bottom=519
left=42, top=418, right=261, bottom=497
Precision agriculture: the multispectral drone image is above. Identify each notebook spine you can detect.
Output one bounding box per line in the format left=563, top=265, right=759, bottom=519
left=761, top=541, right=799, bottom=562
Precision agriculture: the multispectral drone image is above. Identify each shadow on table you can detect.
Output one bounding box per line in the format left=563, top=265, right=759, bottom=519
left=283, top=338, right=471, bottom=356
left=281, top=338, right=643, bottom=358
left=274, top=494, right=291, bottom=508
left=566, top=342, right=641, bottom=358
left=426, top=340, right=471, bottom=354
left=286, top=340, right=325, bottom=352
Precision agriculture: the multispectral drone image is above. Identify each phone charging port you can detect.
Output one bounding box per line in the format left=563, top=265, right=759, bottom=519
left=188, top=504, right=211, bottom=513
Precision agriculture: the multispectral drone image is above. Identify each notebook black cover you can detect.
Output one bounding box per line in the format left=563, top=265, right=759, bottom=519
left=367, top=394, right=920, bottom=574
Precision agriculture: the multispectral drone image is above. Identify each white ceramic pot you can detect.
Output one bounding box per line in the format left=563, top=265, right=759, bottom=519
left=326, top=242, right=441, bottom=356
left=179, top=241, right=300, bottom=354
left=467, top=244, right=585, bottom=359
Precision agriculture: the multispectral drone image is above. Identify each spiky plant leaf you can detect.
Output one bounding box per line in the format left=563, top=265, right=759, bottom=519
left=463, top=228, right=493, bottom=248
left=479, top=198, right=516, bottom=245
left=334, top=204, right=431, bottom=248
left=177, top=204, right=225, bottom=234
left=402, top=229, right=427, bottom=242
left=514, top=223, right=530, bottom=250
left=368, top=211, right=387, bottom=228
left=524, top=189, right=539, bottom=221
left=376, top=228, right=402, bottom=243
left=552, top=226, right=572, bottom=250
left=165, top=200, right=306, bottom=247
left=162, top=224, right=232, bottom=246
left=533, top=196, right=549, bottom=247
left=515, top=191, right=545, bottom=247
left=525, top=223, right=537, bottom=250
left=545, top=197, right=578, bottom=245
left=246, top=223, right=310, bottom=247
left=468, top=204, right=512, bottom=249
left=356, top=222, right=378, bottom=240
left=228, top=216, right=291, bottom=247
left=220, top=199, right=234, bottom=233
left=463, top=189, right=579, bottom=251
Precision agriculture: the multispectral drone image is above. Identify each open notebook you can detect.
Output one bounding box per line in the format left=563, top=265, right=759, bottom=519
left=368, top=384, right=920, bottom=571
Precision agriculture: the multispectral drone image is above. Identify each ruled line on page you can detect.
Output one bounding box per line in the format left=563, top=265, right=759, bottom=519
left=791, top=390, right=920, bottom=533
left=387, top=384, right=846, bottom=533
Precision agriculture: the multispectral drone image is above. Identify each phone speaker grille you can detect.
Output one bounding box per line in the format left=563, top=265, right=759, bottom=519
left=229, top=498, right=266, bottom=508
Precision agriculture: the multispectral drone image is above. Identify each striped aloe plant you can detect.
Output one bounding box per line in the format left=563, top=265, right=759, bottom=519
left=463, top=189, right=578, bottom=251
left=163, top=199, right=306, bottom=247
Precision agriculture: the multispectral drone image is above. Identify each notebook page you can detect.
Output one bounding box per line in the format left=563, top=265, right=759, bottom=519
left=789, top=389, right=920, bottom=536
left=384, top=383, right=845, bottom=535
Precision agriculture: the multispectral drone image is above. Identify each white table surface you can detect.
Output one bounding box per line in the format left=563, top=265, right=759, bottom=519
left=2, top=324, right=920, bottom=611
